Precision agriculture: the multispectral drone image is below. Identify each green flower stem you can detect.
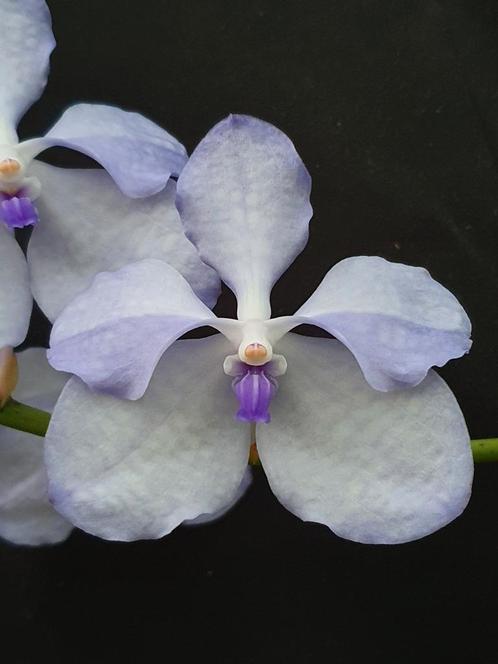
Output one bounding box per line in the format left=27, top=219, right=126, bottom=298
left=0, top=399, right=50, bottom=437
left=1, top=398, right=498, bottom=464
left=470, top=438, right=498, bottom=463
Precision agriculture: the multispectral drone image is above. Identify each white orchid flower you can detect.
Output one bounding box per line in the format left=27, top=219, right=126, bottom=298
left=45, top=115, right=473, bottom=544
left=0, top=0, right=219, bottom=361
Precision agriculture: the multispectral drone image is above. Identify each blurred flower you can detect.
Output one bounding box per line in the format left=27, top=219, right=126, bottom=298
left=46, top=115, right=473, bottom=544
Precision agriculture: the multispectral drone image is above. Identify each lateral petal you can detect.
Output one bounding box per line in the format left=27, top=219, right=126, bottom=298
left=48, top=259, right=236, bottom=400
left=287, top=256, right=471, bottom=390
left=46, top=336, right=250, bottom=541
left=257, top=334, right=473, bottom=544
left=20, top=104, right=187, bottom=197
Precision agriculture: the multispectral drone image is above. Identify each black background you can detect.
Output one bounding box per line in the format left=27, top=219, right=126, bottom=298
left=2, top=1, right=498, bottom=662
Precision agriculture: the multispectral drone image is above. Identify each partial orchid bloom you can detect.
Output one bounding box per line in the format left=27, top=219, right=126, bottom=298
left=45, top=115, right=473, bottom=544
left=0, top=348, right=72, bottom=546
left=0, top=347, right=250, bottom=547
left=0, top=0, right=218, bottom=367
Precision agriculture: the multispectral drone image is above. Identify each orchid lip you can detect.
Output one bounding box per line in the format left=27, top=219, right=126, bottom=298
left=224, top=351, right=287, bottom=424
left=0, top=194, right=39, bottom=229
left=232, top=363, right=278, bottom=424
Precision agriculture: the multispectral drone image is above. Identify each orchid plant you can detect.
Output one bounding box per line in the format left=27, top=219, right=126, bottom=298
left=41, top=115, right=475, bottom=545
left=0, top=0, right=495, bottom=549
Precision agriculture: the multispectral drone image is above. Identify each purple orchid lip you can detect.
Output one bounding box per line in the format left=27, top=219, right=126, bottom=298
left=232, top=363, right=278, bottom=424
left=0, top=193, right=39, bottom=229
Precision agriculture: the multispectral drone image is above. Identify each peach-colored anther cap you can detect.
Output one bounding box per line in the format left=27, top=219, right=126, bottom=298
left=244, top=343, right=267, bottom=361
left=0, top=158, right=21, bottom=176
left=0, top=347, right=18, bottom=408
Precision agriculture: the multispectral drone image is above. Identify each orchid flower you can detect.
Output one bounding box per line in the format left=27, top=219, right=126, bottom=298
left=0, top=0, right=219, bottom=363
left=45, top=115, right=473, bottom=544
left=0, top=348, right=72, bottom=545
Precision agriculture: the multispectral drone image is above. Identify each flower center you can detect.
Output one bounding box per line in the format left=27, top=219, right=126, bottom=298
left=224, top=348, right=287, bottom=424
left=0, top=152, right=41, bottom=229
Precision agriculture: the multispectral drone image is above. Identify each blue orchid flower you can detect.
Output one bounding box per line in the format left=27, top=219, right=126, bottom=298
left=45, top=115, right=473, bottom=545
left=0, top=0, right=218, bottom=357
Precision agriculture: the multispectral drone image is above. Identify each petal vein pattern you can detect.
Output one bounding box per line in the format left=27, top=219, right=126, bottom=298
left=177, top=114, right=312, bottom=320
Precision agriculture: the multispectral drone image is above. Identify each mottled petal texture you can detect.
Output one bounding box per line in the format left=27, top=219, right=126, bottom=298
left=0, top=0, right=55, bottom=143
left=289, top=256, right=472, bottom=390
left=0, top=226, right=31, bottom=347
left=22, top=104, right=187, bottom=197
left=177, top=115, right=312, bottom=320
left=257, top=334, right=473, bottom=545
left=184, top=467, right=252, bottom=526
left=48, top=259, right=221, bottom=400
left=0, top=348, right=72, bottom=546
left=46, top=336, right=250, bottom=541
left=28, top=161, right=220, bottom=321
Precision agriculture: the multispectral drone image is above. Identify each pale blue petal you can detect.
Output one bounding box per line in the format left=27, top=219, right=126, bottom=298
left=183, top=467, right=252, bottom=526
left=27, top=161, right=220, bottom=322
left=257, top=334, right=473, bottom=544
left=20, top=104, right=187, bottom=197
left=48, top=259, right=239, bottom=400
left=177, top=115, right=312, bottom=320
left=270, top=256, right=471, bottom=391
left=46, top=336, right=250, bottom=541
left=0, top=0, right=55, bottom=143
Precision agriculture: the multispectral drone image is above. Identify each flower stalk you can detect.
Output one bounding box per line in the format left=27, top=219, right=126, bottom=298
left=0, top=397, right=496, bottom=464
left=470, top=438, right=498, bottom=463
left=0, top=398, right=51, bottom=437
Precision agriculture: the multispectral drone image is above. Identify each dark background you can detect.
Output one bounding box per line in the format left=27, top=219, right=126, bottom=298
left=2, top=1, right=498, bottom=662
